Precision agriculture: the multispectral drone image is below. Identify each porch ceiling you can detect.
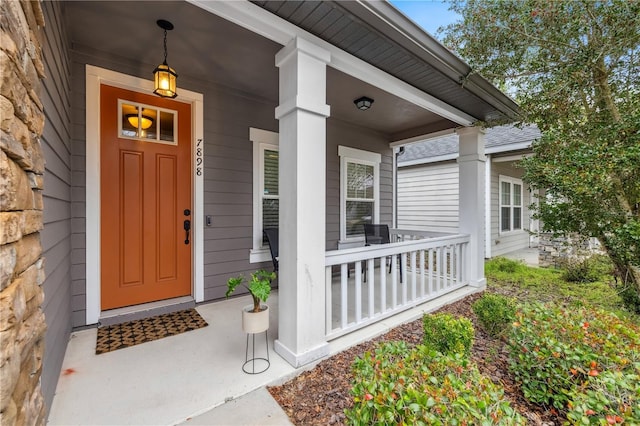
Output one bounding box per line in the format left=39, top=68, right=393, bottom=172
left=64, top=1, right=484, bottom=138
left=252, top=1, right=521, bottom=125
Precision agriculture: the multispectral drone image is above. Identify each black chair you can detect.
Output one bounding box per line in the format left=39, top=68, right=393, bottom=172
left=263, top=228, right=279, bottom=272
left=364, top=224, right=391, bottom=247
left=363, top=224, right=401, bottom=281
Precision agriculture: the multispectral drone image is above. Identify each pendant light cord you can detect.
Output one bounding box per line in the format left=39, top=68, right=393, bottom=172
left=163, top=29, right=168, bottom=64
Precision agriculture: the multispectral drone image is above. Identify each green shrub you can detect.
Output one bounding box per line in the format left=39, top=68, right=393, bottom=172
left=345, top=341, right=524, bottom=425
left=567, top=369, right=640, bottom=425
left=487, top=257, right=526, bottom=274
left=423, top=313, right=474, bottom=357
left=485, top=256, right=629, bottom=317
left=559, top=256, right=605, bottom=283
left=508, top=302, right=640, bottom=423
left=618, top=282, right=640, bottom=315
left=472, top=293, right=517, bottom=337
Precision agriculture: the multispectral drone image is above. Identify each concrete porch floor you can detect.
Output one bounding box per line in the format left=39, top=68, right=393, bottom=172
left=47, top=286, right=478, bottom=425
left=501, top=246, right=539, bottom=267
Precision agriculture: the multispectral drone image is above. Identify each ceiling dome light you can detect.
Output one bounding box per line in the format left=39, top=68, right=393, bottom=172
left=126, top=114, right=154, bottom=130
left=354, top=96, right=374, bottom=111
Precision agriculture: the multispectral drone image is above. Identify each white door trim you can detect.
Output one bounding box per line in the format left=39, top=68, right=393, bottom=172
left=85, top=65, right=204, bottom=325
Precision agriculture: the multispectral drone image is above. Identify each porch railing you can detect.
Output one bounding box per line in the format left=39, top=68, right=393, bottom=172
left=324, top=231, right=470, bottom=340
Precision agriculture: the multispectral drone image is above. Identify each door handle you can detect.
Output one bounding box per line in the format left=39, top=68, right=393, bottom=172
left=184, top=219, right=191, bottom=245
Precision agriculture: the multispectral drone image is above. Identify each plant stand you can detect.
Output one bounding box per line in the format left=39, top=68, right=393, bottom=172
left=242, top=330, right=270, bottom=374
left=241, top=304, right=270, bottom=374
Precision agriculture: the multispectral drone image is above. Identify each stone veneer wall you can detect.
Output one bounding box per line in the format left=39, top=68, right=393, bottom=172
left=538, top=232, right=603, bottom=268
left=1, top=1, right=48, bottom=425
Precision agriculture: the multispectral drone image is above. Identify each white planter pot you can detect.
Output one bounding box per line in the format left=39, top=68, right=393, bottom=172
left=242, top=304, right=269, bottom=334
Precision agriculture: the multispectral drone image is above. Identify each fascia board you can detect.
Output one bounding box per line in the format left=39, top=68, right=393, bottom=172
left=398, top=153, right=458, bottom=167
left=398, top=140, right=532, bottom=167
left=187, top=0, right=476, bottom=126
left=492, top=153, right=533, bottom=162
left=485, top=141, right=532, bottom=154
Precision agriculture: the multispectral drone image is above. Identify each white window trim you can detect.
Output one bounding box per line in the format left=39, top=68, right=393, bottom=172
left=338, top=146, right=381, bottom=247
left=250, top=128, right=279, bottom=263
left=498, top=175, right=524, bottom=235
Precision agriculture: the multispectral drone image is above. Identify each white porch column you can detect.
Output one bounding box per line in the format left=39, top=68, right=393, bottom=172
left=457, top=127, right=487, bottom=288
left=273, top=38, right=331, bottom=367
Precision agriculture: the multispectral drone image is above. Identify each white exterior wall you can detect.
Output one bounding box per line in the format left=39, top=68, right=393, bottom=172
left=489, top=162, right=532, bottom=256
left=397, top=158, right=532, bottom=258
left=397, top=162, right=458, bottom=233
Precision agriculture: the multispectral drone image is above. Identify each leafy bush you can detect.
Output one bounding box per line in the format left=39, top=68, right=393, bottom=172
left=423, top=313, right=474, bottom=357
left=508, top=302, right=640, bottom=423
left=472, top=293, right=517, bottom=337
left=559, top=255, right=611, bottom=283
left=567, top=369, right=640, bottom=425
left=618, top=282, right=640, bottom=315
left=345, top=341, right=524, bottom=425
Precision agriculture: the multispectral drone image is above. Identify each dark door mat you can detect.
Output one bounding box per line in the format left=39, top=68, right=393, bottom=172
left=96, top=308, right=208, bottom=354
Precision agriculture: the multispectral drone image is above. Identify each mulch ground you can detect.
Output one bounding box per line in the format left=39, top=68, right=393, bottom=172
left=268, top=291, right=564, bottom=425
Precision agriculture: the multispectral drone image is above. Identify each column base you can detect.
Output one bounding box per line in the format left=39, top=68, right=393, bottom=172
left=468, top=277, right=487, bottom=289
left=274, top=339, right=330, bottom=368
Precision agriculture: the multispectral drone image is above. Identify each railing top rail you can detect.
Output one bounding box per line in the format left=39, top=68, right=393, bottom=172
left=391, top=228, right=455, bottom=239
left=325, top=234, right=470, bottom=266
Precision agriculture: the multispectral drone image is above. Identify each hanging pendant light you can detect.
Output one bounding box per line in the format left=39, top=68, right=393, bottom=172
left=153, top=19, right=178, bottom=98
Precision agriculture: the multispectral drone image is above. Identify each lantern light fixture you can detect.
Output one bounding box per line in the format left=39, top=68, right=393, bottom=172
left=354, top=96, right=374, bottom=111
left=153, top=19, right=178, bottom=98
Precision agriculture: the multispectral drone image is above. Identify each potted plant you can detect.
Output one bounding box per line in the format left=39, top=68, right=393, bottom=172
left=226, top=269, right=276, bottom=333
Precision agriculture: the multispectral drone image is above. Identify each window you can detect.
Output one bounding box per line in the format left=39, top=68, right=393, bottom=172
left=118, top=99, right=176, bottom=144
left=499, top=176, right=523, bottom=233
left=262, top=149, right=279, bottom=237
left=339, top=146, right=381, bottom=244
left=250, top=128, right=279, bottom=263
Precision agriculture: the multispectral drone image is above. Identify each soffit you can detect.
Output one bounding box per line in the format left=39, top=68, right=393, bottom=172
left=63, top=1, right=462, bottom=136
left=251, top=0, right=520, bottom=124
left=64, top=1, right=477, bottom=136
left=65, top=1, right=282, bottom=102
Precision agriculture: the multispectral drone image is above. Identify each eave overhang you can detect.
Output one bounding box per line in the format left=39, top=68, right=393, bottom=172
left=251, top=0, right=521, bottom=124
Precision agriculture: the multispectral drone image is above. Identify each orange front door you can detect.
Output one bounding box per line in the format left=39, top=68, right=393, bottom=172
left=100, top=84, right=192, bottom=310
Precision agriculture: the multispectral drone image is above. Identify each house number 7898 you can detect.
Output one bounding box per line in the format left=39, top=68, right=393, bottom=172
left=196, top=138, right=203, bottom=176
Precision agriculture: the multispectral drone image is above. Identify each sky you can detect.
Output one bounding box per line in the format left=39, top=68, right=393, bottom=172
left=388, top=1, right=460, bottom=38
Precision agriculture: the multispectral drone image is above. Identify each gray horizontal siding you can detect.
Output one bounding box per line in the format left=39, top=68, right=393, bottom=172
left=66, top=52, right=393, bottom=325
left=326, top=119, right=393, bottom=250
left=69, top=54, right=87, bottom=330
left=40, top=0, right=73, bottom=416
left=398, top=158, right=533, bottom=258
